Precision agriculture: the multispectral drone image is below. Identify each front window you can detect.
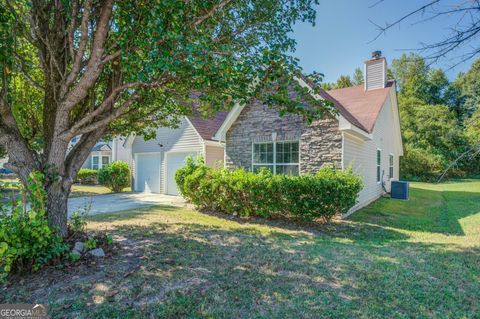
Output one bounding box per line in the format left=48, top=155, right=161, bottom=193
left=253, top=143, right=274, bottom=173
left=253, top=141, right=299, bottom=175
left=376, top=149, right=381, bottom=183
left=92, top=156, right=99, bottom=170
left=102, top=156, right=110, bottom=167
left=389, top=154, right=394, bottom=179
left=92, top=155, right=110, bottom=170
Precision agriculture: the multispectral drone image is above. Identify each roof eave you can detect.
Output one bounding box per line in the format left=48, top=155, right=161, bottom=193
left=338, top=116, right=373, bottom=140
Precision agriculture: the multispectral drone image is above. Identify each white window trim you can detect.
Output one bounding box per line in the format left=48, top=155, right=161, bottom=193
left=389, top=153, right=394, bottom=180
left=91, top=154, right=111, bottom=170
left=252, top=140, right=300, bottom=175
left=376, top=148, right=382, bottom=184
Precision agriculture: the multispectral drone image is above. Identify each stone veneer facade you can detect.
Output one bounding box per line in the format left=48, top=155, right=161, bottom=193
left=225, top=99, right=342, bottom=174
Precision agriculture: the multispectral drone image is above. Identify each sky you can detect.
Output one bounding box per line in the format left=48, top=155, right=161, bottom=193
left=292, top=0, right=477, bottom=83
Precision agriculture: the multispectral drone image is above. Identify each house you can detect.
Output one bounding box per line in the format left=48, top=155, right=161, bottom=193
left=213, top=53, right=403, bottom=214
left=128, top=52, right=403, bottom=215
left=69, top=137, right=132, bottom=171
left=127, top=112, right=227, bottom=195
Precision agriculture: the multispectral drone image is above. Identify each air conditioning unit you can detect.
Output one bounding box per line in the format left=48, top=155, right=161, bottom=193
left=391, top=181, right=409, bottom=200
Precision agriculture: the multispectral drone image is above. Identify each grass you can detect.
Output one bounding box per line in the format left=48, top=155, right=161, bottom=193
left=70, top=185, right=131, bottom=198
left=0, top=180, right=129, bottom=198
left=1, top=180, right=479, bottom=318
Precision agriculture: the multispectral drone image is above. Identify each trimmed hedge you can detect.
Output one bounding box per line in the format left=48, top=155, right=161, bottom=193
left=176, top=158, right=362, bottom=222
left=98, top=161, right=131, bottom=192
left=75, top=169, right=98, bottom=185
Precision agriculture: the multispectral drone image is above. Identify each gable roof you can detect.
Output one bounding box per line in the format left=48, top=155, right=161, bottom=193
left=326, top=80, right=395, bottom=133
left=187, top=111, right=229, bottom=141
left=214, top=78, right=396, bottom=141
left=92, top=143, right=111, bottom=152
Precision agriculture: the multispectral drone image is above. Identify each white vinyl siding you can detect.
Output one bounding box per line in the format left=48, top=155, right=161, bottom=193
left=131, top=117, right=222, bottom=194
left=342, top=90, right=400, bottom=213
left=365, top=58, right=386, bottom=91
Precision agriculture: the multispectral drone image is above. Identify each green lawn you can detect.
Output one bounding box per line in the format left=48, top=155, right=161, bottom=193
left=0, top=181, right=129, bottom=198
left=1, top=180, right=479, bottom=318
left=70, top=185, right=131, bottom=198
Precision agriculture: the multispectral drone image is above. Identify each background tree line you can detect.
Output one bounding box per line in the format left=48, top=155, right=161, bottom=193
left=328, top=53, right=480, bottom=181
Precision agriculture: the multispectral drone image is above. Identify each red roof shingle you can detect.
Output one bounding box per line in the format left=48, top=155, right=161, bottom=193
left=188, top=111, right=229, bottom=141
left=326, top=80, right=395, bottom=133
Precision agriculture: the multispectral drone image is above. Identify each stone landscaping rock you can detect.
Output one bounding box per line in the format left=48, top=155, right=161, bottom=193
left=73, top=241, right=85, bottom=253
left=88, top=248, right=105, bottom=257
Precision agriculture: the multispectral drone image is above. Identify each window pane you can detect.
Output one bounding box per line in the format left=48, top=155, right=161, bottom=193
left=253, top=143, right=274, bottom=164
left=253, top=165, right=273, bottom=173
left=377, top=166, right=380, bottom=182
left=292, top=151, right=299, bottom=163
left=266, top=152, right=273, bottom=163
left=276, top=141, right=299, bottom=164
left=377, top=150, right=381, bottom=165
left=266, top=143, right=273, bottom=153
left=102, top=156, right=109, bottom=165
left=276, top=165, right=299, bottom=176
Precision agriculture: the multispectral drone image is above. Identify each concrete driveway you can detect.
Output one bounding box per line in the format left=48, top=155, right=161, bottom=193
left=68, top=192, right=186, bottom=217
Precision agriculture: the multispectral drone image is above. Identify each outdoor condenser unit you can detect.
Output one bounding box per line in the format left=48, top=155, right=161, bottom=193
left=391, top=181, right=409, bottom=200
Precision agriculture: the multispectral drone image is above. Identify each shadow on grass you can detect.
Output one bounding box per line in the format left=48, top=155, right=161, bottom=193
left=351, top=185, right=480, bottom=236
left=3, top=217, right=478, bottom=318
left=89, top=205, right=409, bottom=243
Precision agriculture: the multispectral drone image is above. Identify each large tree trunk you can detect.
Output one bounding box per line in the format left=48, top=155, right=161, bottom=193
left=45, top=180, right=72, bottom=238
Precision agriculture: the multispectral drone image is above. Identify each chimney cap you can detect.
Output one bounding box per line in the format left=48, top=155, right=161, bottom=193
left=371, top=50, right=382, bottom=59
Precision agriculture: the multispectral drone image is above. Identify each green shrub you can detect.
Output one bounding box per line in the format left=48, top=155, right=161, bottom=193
left=400, top=146, right=446, bottom=181
left=176, top=162, right=362, bottom=222
left=75, top=169, right=98, bottom=185
left=175, top=156, right=202, bottom=197
left=98, top=161, right=131, bottom=192
left=0, top=172, right=69, bottom=281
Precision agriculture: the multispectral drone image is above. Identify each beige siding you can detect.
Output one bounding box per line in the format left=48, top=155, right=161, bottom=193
left=205, top=145, right=225, bottom=168
left=343, top=90, right=400, bottom=213
left=131, top=117, right=203, bottom=193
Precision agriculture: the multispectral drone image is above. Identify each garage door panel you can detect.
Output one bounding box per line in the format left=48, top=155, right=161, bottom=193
left=166, top=152, right=197, bottom=195
left=135, top=153, right=161, bottom=193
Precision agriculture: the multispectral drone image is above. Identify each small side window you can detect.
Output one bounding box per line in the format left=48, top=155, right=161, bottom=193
left=389, top=154, right=394, bottom=180
left=92, top=156, right=99, bottom=170
left=376, top=149, right=381, bottom=183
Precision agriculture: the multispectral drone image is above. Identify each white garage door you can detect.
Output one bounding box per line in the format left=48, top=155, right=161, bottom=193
left=135, top=153, right=161, bottom=193
left=166, top=152, right=197, bottom=195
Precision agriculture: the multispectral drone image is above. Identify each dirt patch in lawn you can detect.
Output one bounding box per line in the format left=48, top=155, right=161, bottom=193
left=1, top=234, right=144, bottom=307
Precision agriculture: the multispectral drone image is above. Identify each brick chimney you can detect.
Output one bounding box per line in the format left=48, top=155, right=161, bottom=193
left=364, top=51, right=387, bottom=91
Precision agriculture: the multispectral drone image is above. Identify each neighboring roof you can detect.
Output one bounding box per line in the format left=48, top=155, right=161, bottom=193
left=187, top=111, right=229, bottom=141
left=92, top=143, right=111, bottom=152
left=326, top=80, right=395, bottom=133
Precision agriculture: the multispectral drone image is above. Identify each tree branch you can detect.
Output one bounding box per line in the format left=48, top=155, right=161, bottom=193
left=192, top=0, right=232, bottom=27
left=61, top=0, right=114, bottom=113
left=12, top=52, right=44, bottom=91
left=68, top=0, right=79, bottom=60
left=72, top=92, right=140, bottom=136
left=369, top=0, right=441, bottom=43
left=64, top=0, right=92, bottom=91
